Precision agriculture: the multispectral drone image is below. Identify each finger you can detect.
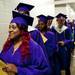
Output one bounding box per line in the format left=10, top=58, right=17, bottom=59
left=2, top=67, right=7, bottom=72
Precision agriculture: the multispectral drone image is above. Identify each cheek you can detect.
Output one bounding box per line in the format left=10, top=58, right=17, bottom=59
left=37, top=25, right=41, bottom=28
left=57, top=21, right=61, bottom=24
left=40, top=25, right=43, bottom=28
left=14, top=30, right=21, bottom=37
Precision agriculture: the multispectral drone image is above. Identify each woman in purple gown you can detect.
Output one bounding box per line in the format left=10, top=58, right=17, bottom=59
left=0, top=11, right=51, bottom=75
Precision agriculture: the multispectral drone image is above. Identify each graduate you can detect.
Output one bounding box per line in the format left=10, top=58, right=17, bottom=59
left=47, top=15, right=54, bottom=30
left=51, top=13, right=72, bottom=75
left=14, top=3, right=45, bottom=51
left=66, top=20, right=75, bottom=53
left=0, top=11, right=51, bottom=75
left=36, top=14, right=57, bottom=75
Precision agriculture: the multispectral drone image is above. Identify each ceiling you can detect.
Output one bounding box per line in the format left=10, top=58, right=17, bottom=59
left=70, top=3, right=75, bottom=11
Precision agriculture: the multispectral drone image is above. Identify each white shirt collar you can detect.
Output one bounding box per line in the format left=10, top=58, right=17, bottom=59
left=28, top=26, right=37, bottom=32
left=54, top=25, right=68, bottom=34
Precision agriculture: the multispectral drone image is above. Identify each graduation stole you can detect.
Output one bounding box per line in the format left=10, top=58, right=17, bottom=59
left=40, top=33, right=48, bottom=43
left=0, top=60, right=15, bottom=75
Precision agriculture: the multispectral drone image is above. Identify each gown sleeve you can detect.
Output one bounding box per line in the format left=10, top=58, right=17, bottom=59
left=17, top=43, right=51, bottom=75
left=64, top=28, right=72, bottom=44
left=30, top=30, right=45, bottom=50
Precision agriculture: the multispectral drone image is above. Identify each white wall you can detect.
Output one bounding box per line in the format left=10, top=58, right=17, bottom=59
left=0, top=0, right=19, bottom=51
left=66, top=4, right=75, bottom=20
left=55, top=4, right=75, bottom=20
left=55, top=5, right=66, bottom=15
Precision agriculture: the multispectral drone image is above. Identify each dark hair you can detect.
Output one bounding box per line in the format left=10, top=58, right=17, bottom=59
left=26, top=11, right=30, bottom=16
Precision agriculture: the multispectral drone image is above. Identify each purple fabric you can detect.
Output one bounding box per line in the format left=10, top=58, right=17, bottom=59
left=18, top=6, right=29, bottom=11
left=0, top=39, right=51, bottom=75
left=11, top=17, right=27, bottom=26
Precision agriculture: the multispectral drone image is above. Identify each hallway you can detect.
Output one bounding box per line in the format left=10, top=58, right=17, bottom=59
left=61, top=49, right=75, bottom=75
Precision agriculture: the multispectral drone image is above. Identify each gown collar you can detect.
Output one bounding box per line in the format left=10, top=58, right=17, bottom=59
left=54, top=25, right=68, bottom=34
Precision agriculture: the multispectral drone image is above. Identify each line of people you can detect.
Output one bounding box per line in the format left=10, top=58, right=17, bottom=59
left=0, top=2, right=75, bottom=75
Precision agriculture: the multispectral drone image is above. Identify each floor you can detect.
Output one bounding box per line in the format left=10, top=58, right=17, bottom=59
left=71, top=49, right=75, bottom=75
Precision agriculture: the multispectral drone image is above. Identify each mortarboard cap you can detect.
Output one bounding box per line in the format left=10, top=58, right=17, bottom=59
left=47, top=15, right=54, bottom=20
left=11, top=17, right=27, bottom=26
left=37, top=15, right=47, bottom=23
left=11, top=11, right=34, bottom=26
left=56, top=13, right=67, bottom=19
left=15, top=3, right=34, bottom=11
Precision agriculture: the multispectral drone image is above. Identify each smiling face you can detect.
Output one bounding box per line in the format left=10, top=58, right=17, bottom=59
left=37, top=20, right=47, bottom=32
left=8, top=23, right=21, bottom=40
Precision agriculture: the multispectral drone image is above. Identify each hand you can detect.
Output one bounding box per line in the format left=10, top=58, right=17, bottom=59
left=58, top=41, right=65, bottom=46
left=2, top=63, right=17, bottom=73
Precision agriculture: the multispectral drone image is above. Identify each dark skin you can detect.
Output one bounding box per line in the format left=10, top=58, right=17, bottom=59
left=2, top=64, right=18, bottom=74
left=47, top=19, right=53, bottom=29
left=2, top=23, right=23, bottom=74
left=37, top=20, right=47, bottom=33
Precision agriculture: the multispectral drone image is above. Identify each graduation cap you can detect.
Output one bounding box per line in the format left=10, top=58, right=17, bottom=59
left=11, top=11, right=34, bottom=26
left=15, top=3, right=34, bottom=12
left=56, top=13, right=67, bottom=19
left=47, top=15, right=54, bottom=20
left=37, top=15, right=47, bottom=23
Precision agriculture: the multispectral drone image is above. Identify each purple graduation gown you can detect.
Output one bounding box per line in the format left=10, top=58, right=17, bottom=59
left=0, top=39, right=51, bottom=75
left=30, top=29, right=49, bottom=62
left=66, top=23, right=75, bottom=49
left=30, top=29, right=45, bottom=50
left=43, top=31, right=56, bottom=57
left=51, top=26, right=72, bottom=69
left=43, top=31, right=57, bottom=75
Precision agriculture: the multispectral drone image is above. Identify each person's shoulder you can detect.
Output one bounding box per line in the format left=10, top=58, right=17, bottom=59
left=29, top=38, right=42, bottom=48
left=30, top=28, right=40, bottom=34
left=65, top=26, right=71, bottom=31
left=46, top=31, right=55, bottom=36
left=29, top=38, right=43, bottom=54
left=51, top=25, right=55, bottom=29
